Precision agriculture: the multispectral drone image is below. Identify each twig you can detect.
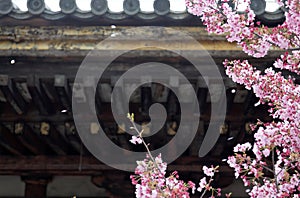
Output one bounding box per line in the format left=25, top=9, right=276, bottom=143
left=272, top=149, right=279, bottom=192
left=129, top=118, right=159, bottom=171
left=200, top=178, right=213, bottom=198
left=261, top=164, right=274, bottom=173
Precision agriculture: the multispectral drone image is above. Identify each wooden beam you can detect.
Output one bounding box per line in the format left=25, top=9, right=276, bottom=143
left=0, top=75, right=27, bottom=114
left=0, top=26, right=284, bottom=59
left=0, top=58, right=276, bottom=79
left=54, top=75, right=71, bottom=113
left=14, top=122, right=42, bottom=155
left=15, top=123, right=52, bottom=155
left=64, top=122, right=85, bottom=155
left=27, top=75, right=55, bottom=115
left=29, top=122, right=69, bottom=155
left=15, top=82, right=32, bottom=103
left=0, top=102, right=271, bottom=123
left=46, top=123, right=74, bottom=155
left=0, top=26, right=225, bottom=42
left=0, top=124, right=30, bottom=155
left=0, top=155, right=233, bottom=175
left=39, top=80, right=58, bottom=105
left=0, top=36, right=239, bottom=52
left=83, top=76, right=100, bottom=115
left=71, top=79, right=101, bottom=115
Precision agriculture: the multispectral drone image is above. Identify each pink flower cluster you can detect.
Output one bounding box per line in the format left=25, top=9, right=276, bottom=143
left=274, top=51, right=300, bottom=75
left=224, top=59, right=300, bottom=125
left=186, top=0, right=300, bottom=57
left=196, top=165, right=228, bottom=198
left=224, top=60, right=300, bottom=197
left=130, top=155, right=227, bottom=198
left=186, top=0, right=300, bottom=197
left=285, top=0, right=300, bottom=36
left=128, top=114, right=230, bottom=198
left=130, top=154, right=196, bottom=198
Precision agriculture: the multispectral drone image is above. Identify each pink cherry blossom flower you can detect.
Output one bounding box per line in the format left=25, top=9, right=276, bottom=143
left=203, top=166, right=215, bottom=177
left=197, top=177, right=207, bottom=192
left=130, top=135, right=142, bottom=145
left=233, top=143, right=252, bottom=153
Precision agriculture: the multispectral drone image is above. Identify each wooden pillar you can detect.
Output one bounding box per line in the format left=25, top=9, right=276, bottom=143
left=22, top=176, right=52, bottom=198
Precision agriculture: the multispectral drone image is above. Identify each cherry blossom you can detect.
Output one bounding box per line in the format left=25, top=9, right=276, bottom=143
left=186, top=0, right=300, bottom=197
left=128, top=113, right=227, bottom=197
left=203, top=166, right=215, bottom=177
left=130, top=135, right=143, bottom=145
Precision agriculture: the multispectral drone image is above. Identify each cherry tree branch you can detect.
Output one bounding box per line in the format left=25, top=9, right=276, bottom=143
left=272, top=149, right=279, bottom=192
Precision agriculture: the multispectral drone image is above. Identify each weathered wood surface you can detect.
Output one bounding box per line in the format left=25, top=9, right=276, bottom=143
left=22, top=175, right=52, bottom=198
left=0, top=26, right=224, bottom=41
left=0, top=155, right=232, bottom=175
left=0, top=26, right=283, bottom=59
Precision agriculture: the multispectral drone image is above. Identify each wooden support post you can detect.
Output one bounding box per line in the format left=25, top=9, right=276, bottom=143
left=22, top=175, right=52, bottom=198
